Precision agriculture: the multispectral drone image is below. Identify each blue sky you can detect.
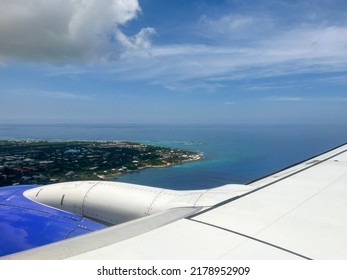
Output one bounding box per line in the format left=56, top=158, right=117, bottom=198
left=1, top=0, right=347, bottom=124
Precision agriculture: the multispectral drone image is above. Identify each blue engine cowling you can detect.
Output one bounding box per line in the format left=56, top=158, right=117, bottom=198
left=0, top=185, right=107, bottom=257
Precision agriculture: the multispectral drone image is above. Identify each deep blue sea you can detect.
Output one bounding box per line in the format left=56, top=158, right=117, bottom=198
left=1, top=123, right=347, bottom=190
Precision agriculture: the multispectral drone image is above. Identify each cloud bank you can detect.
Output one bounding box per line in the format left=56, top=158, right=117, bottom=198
left=0, top=0, right=153, bottom=63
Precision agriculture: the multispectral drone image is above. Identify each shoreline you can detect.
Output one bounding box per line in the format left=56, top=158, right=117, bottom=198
left=103, top=152, right=204, bottom=181
left=0, top=139, right=204, bottom=187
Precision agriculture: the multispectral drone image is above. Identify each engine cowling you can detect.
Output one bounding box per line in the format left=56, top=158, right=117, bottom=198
left=24, top=181, right=250, bottom=225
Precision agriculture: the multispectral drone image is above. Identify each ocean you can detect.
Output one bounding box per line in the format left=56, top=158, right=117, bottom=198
left=1, top=123, right=347, bottom=190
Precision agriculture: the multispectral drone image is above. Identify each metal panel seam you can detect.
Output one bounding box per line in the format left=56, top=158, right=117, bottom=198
left=188, top=218, right=312, bottom=260
left=145, top=189, right=164, bottom=216
left=81, top=182, right=100, bottom=217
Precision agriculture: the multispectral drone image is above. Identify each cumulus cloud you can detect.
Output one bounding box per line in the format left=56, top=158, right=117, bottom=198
left=114, top=27, right=156, bottom=58
left=0, top=0, right=154, bottom=63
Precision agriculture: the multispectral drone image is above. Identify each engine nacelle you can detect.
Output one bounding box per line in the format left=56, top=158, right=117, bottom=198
left=24, top=181, right=251, bottom=225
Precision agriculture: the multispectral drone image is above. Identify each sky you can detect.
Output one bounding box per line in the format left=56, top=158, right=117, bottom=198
left=1, top=0, right=347, bottom=124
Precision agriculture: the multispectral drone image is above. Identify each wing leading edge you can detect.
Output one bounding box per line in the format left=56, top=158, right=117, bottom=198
left=3, top=143, right=347, bottom=260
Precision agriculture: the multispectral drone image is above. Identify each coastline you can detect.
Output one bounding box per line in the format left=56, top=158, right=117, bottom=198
left=0, top=140, right=203, bottom=187
left=104, top=152, right=204, bottom=181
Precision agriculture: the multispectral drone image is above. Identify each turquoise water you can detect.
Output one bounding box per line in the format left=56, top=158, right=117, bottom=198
left=1, top=123, right=347, bottom=189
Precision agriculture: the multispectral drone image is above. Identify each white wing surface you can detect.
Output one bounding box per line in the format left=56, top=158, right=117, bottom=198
left=4, top=143, right=347, bottom=260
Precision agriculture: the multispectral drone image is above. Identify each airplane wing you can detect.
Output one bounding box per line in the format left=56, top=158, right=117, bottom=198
left=2, top=143, right=347, bottom=260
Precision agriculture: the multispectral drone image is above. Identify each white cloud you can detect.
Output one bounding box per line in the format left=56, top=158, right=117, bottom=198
left=318, top=75, right=347, bottom=85
left=260, top=26, right=347, bottom=61
left=34, top=90, right=92, bottom=100
left=199, top=13, right=254, bottom=33
left=197, top=13, right=273, bottom=41
left=115, top=27, right=156, bottom=58
left=267, top=96, right=347, bottom=103
left=224, top=101, right=235, bottom=105
left=6, top=89, right=91, bottom=100
left=110, top=24, right=347, bottom=91
left=268, top=96, right=307, bottom=102
left=0, top=0, right=153, bottom=63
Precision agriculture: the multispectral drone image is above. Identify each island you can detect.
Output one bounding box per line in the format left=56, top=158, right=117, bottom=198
left=0, top=140, right=203, bottom=187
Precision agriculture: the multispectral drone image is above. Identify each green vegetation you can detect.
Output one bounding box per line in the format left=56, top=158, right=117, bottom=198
left=0, top=140, right=203, bottom=187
